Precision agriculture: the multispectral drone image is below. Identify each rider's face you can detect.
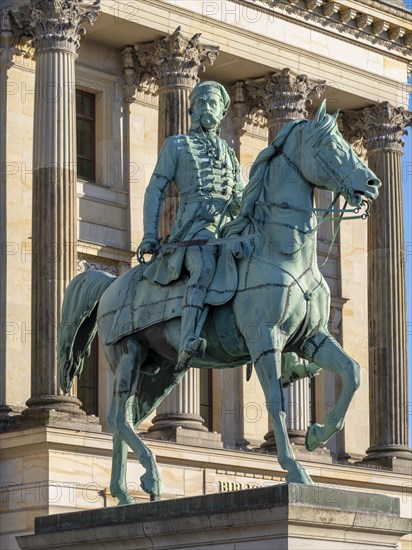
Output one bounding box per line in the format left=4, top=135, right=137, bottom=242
left=191, top=95, right=224, bottom=130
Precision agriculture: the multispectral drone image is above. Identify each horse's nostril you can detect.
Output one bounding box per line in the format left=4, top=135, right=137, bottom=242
left=367, top=178, right=381, bottom=187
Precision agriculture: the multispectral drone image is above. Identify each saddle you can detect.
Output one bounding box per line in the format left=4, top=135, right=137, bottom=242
left=105, top=251, right=238, bottom=346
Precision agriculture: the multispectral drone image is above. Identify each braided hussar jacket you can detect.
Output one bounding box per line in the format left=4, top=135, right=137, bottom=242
left=143, top=131, right=244, bottom=285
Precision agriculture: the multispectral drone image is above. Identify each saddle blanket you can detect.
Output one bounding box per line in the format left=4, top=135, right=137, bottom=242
left=105, top=251, right=238, bottom=345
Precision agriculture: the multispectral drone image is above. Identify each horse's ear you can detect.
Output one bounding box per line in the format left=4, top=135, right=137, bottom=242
left=332, top=109, right=340, bottom=121
left=314, top=99, right=327, bottom=126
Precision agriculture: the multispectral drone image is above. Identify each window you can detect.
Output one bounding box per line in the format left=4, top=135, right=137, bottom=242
left=76, top=90, right=96, bottom=181
left=77, top=336, right=99, bottom=416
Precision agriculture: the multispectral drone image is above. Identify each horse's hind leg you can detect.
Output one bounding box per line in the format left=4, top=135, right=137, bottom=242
left=301, top=329, right=361, bottom=451
left=108, top=337, right=161, bottom=504
left=249, top=336, right=313, bottom=485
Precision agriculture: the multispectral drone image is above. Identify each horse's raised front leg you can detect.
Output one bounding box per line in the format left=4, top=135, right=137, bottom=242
left=301, top=329, right=361, bottom=451
left=108, top=338, right=161, bottom=504
left=249, top=335, right=314, bottom=485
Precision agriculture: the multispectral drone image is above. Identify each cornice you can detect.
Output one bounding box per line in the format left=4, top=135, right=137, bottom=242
left=355, top=0, right=412, bottom=19
left=213, top=0, right=412, bottom=69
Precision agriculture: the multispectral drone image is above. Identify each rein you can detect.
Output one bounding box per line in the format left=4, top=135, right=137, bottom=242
left=137, top=232, right=259, bottom=264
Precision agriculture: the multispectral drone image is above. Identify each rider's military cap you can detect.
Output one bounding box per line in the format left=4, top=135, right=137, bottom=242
left=189, top=81, right=230, bottom=116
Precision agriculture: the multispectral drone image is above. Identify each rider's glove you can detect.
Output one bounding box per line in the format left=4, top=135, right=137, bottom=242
left=137, top=237, right=159, bottom=262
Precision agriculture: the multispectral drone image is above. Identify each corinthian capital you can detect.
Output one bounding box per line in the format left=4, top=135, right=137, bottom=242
left=246, top=68, right=326, bottom=122
left=135, top=26, right=219, bottom=89
left=342, top=102, right=412, bottom=153
left=11, top=0, right=100, bottom=54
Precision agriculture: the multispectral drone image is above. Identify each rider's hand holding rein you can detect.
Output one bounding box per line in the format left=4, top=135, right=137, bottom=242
left=137, top=236, right=159, bottom=261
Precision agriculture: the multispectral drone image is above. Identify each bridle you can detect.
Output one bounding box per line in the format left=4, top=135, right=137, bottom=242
left=254, top=129, right=372, bottom=264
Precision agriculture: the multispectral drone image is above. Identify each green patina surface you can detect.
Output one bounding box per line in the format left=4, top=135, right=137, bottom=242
left=58, top=90, right=381, bottom=505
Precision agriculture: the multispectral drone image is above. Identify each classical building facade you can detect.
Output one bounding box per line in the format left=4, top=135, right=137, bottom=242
left=0, top=0, right=411, bottom=548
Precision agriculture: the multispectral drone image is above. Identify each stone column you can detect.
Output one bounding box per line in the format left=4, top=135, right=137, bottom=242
left=345, top=104, right=412, bottom=469
left=12, top=0, right=101, bottom=429
left=248, top=69, right=325, bottom=453
left=285, top=378, right=311, bottom=446
left=131, top=28, right=221, bottom=444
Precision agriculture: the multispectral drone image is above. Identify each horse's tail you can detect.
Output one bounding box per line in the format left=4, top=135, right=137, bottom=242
left=58, top=271, right=116, bottom=394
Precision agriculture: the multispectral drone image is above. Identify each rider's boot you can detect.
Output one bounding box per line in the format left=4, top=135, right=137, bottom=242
left=177, top=336, right=207, bottom=371
left=177, top=289, right=208, bottom=371
left=177, top=247, right=215, bottom=371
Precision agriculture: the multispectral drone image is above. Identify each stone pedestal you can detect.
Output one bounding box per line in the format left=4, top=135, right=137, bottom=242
left=2, top=426, right=411, bottom=549
left=16, top=484, right=411, bottom=550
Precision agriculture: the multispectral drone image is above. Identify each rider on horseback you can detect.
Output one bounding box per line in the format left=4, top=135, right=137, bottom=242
left=138, top=82, right=244, bottom=370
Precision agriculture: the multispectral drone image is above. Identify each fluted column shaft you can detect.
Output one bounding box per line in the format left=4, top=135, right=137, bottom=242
left=157, top=85, right=191, bottom=239
left=29, top=47, right=77, bottom=400
left=285, top=378, right=311, bottom=445
left=361, top=104, right=411, bottom=461
left=13, top=0, right=100, bottom=424
left=366, top=149, right=409, bottom=457
left=148, top=368, right=208, bottom=433
left=135, top=28, right=218, bottom=436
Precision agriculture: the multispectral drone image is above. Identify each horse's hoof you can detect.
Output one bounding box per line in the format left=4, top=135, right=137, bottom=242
left=305, top=424, right=317, bottom=451
left=140, top=471, right=162, bottom=498
left=285, top=464, right=314, bottom=485
left=116, top=493, right=136, bottom=505
left=305, top=423, right=324, bottom=452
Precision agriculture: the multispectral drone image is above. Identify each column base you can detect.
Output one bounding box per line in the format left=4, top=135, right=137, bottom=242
left=148, top=412, right=208, bottom=433
left=20, top=395, right=101, bottom=433
left=260, top=430, right=333, bottom=463
left=362, top=445, right=412, bottom=474
left=146, top=413, right=222, bottom=448
left=145, top=426, right=223, bottom=448
left=364, top=444, right=412, bottom=461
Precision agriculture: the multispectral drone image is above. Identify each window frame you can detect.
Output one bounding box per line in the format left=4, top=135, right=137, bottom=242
left=76, top=89, right=96, bottom=183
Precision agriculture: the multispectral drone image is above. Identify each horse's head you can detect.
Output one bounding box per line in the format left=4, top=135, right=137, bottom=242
left=293, top=100, right=381, bottom=208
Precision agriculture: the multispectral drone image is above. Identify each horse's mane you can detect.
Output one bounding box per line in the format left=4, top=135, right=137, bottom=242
left=222, top=118, right=307, bottom=237
left=222, top=110, right=339, bottom=246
